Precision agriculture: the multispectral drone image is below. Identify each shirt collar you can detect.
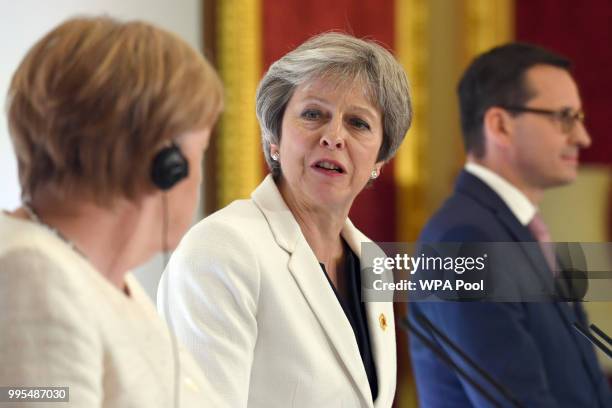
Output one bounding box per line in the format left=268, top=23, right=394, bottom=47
left=464, top=162, right=537, bottom=226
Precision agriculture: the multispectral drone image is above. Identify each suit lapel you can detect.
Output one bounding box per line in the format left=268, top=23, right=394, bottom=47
left=288, top=239, right=373, bottom=406
left=343, top=221, right=396, bottom=408
left=456, top=171, right=555, bottom=294
left=251, top=175, right=373, bottom=406
left=495, top=209, right=557, bottom=294
left=457, top=171, right=604, bottom=390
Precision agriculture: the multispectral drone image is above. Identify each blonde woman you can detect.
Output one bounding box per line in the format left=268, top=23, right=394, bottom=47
left=0, top=16, right=223, bottom=407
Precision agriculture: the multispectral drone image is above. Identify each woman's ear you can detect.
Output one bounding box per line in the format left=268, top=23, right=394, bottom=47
left=369, top=161, right=384, bottom=180
left=375, top=162, right=384, bottom=175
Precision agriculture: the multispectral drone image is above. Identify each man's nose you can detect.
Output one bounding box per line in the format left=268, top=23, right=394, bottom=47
left=571, top=122, right=592, bottom=149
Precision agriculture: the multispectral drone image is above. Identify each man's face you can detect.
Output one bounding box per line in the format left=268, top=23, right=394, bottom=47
left=509, top=64, right=591, bottom=191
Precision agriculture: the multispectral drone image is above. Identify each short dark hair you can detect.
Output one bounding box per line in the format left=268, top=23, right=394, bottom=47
left=457, top=42, right=571, bottom=157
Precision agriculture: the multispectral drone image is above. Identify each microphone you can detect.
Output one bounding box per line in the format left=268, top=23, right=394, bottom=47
left=401, top=312, right=525, bottom=408
left=590, top=323, right=612, bottom=346
left=573, top=322, right=612, bottom=359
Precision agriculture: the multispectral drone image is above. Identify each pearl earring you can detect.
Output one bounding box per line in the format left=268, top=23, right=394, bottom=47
left=271, top=151, right=280, bottom=161
left=371, top=169, right=379, bottom=180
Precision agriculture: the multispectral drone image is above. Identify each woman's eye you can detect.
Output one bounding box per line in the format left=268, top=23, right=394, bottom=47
left=350, top=117, right=371, bottom=130
left=301, top=109, right=321, bottom=120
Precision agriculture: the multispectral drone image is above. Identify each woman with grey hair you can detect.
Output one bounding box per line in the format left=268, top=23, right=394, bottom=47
left=158, top=32, right=412, bottom=408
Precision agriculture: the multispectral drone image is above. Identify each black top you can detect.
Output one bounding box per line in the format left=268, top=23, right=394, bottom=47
left=319, top=242, right=379, bottom=401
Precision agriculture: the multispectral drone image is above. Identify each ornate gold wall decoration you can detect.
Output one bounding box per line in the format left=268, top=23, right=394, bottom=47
left=395, top=0, right=430, bottom=243
left=216, top=0, right=264, bottom=209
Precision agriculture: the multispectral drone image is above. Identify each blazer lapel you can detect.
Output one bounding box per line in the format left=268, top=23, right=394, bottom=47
left=288, top=239, right=373, bottom=406
left=343, top=221, right=396, bottom=408
left=457, top=171, right=555, bottom=295
left=496, top=209, right=557, bottom=295
left=457, top=172, right=603, bottom=386
left=494, top=197, right=605, bottom=391
left=251, top=175, right=373, bottom=406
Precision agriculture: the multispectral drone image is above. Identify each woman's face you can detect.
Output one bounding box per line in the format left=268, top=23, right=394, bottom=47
left=275, top=77, right=384, bottom=212
left=166, top=127, right=211, bottom=247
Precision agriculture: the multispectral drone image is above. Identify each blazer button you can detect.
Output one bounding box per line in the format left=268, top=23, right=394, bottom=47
left=379, top=313, right=388, bottom=331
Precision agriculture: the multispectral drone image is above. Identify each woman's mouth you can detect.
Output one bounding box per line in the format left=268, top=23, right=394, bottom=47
left=312, top=160, right=346, bottom=176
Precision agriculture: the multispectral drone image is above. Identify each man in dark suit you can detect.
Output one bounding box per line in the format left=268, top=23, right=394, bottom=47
left=408, top=43, right=612, bottom=407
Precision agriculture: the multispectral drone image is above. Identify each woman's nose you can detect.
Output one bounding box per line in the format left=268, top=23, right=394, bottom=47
left=319, top=119, right=346, bottom=149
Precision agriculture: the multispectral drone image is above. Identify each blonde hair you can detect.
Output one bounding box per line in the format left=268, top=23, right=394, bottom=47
left=7, top=16, right=223, bottom=204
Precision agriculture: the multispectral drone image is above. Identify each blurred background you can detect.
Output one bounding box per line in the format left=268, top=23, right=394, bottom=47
left=1, top=1, right=610, bottom=406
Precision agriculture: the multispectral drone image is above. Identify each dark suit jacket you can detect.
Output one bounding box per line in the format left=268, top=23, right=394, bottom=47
left=408, top=170, right=612, bottom=407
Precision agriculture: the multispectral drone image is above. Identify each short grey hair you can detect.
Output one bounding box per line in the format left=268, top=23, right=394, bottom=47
left=256, top=32, right=412, bottom=176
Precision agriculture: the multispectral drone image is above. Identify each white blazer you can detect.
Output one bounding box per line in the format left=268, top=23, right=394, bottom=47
left=158, top=175, right=396, bottom=408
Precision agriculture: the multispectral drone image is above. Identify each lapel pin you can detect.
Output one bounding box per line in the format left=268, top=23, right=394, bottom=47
left=379, top=313, right=388, bottom=331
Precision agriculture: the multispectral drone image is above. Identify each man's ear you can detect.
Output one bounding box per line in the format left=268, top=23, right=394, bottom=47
left=483, top=106, right=514, bottom=150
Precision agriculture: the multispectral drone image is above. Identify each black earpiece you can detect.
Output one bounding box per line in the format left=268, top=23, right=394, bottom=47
left=151, top=143, right=189, bottom=191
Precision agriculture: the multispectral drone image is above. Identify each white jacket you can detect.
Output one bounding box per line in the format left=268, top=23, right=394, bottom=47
left=158, top=175, right=396, bottom=407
